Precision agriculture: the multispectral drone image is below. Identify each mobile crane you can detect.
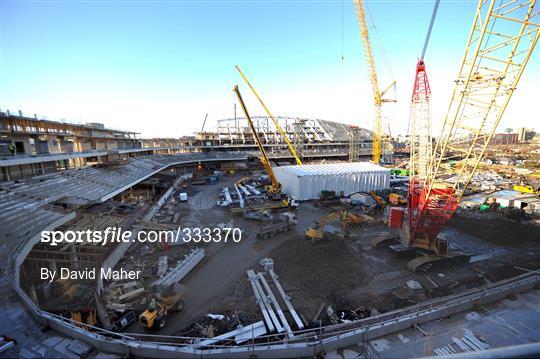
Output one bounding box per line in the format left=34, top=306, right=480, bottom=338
left=233, top=85, right=282, bottom=196
left=235, top=65, right=303, bottom=165
left=393, top=0, right=539, bottom=272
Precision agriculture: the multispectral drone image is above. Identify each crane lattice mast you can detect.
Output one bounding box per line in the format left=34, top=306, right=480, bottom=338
left=353, top=0, right=395, bottom=164
left=407, top=0, right=539, bottom=254
left=408, top=0, right=439, bottom=237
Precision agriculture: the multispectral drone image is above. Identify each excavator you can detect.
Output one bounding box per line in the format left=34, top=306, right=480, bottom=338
left=363, top=191, right=386, bottom=214
left=306, top=210, right=369, bottom=242
left=389, top=193, right=407, bottom=206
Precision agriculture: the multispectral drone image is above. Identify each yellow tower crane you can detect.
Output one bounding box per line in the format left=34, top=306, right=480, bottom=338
left=353, top=0, right=396, bottom=164
left=235, top=65, right=303, bottom=165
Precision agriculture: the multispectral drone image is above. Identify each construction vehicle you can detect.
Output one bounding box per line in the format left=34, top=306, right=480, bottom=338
left=389, top=193, right=407, bottom=206
left=306, top=210, right=367, bottom=242
left=513, top=184, right=540, bottom=194
left=230, top=195, right=298, bottom=214
left=365, top=191, right=386, bottom=213
left=243, top=208, right=273, bottom=221
left=390, top=0, right=539, bottom=272
left=353, top=0, right=396, bottom=164
left=233, top=85, right=282, bottom=196
left=139, top=283, right=187, bottom=330
left=256, top=212, right=297, bottom=239
left=391, top=169, right=410, bottom=177
left=235, top=65, right=303, bottom=165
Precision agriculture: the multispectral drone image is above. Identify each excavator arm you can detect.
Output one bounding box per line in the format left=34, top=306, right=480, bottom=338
left=306, top=211, right=365, bottom=242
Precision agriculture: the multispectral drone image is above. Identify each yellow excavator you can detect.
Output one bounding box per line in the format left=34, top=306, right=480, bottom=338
left=139, top=284, right=187, bottom=330
left=389, top=193, right=407, bottom=206
left=362, top=191, right=387, bottom=214
left=306, top=210, right=368, bottom=242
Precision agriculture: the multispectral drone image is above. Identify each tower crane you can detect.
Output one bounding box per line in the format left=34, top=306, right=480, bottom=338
left=235, top=65, right=303, bottom=165
left=233, top=85, right=282, bottom=195
left=353, top=0, right=396, bottom=164
left=395, top=0, right=539, bottom=272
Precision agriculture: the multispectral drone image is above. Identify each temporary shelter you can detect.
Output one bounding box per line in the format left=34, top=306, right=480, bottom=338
left=273, top=162, right=390, bottom=201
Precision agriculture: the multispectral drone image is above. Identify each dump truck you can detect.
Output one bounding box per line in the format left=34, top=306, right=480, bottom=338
left=256, top=212, right=297, bottom=239
left=139, top=283, right=187, bottom=330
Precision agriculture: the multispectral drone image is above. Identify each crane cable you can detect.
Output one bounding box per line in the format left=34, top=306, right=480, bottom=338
left=420, top=0, right=441, bottom=61
left=365, top=2, right=395, bottom=83
left=341, top=0, right=346, bottom=62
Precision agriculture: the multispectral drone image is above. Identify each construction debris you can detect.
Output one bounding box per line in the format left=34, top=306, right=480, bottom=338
left=152, top=248, right=205, bottom=288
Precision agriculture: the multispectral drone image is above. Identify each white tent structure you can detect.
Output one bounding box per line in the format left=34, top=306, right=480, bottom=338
left=273, top=162, right=390, bottom=201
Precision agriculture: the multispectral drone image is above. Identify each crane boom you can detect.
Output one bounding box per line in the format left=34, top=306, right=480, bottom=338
left=353, top=0, right=395, bottom=164
left=233, top=85, right=281, bottom=194
left=235, top=65, right=303, bottom=165
left=407, top=0, right=539, bottom=253
left=408, top=0, right=439, bottom=233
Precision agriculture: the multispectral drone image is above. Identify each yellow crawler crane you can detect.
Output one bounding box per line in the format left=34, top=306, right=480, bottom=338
left=235, top=65, right=303, bottom=165
left=233, top=85, right=282, bottom=196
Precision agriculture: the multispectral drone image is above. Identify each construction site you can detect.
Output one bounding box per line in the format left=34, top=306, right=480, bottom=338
left=1, top=0, right=539, bottom=358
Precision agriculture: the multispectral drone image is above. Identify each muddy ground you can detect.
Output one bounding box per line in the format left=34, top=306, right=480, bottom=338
left=123, top=175, right=540, bottom=337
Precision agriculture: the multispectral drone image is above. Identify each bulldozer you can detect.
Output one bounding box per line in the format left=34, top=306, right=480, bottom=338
left=306, top=210, right=368, bottom=242
left=139, top=283, right=187, bottom=330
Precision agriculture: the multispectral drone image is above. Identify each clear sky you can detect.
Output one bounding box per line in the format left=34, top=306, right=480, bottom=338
left=1, top=0, right=538, bottom=138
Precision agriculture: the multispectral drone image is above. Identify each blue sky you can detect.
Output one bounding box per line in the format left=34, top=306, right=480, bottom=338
left=1, top=0, right=538, bottom=137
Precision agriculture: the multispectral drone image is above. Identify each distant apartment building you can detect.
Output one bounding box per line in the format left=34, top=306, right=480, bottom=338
left=516, top=127, right=537, bottom=142
left=490, top=133, right=519, bottom=145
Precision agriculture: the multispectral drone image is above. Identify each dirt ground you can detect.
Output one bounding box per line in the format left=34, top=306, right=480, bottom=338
left=121, top=174, right=540, bottom=337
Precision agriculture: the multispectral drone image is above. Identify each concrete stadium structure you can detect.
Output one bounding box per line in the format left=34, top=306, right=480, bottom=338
left=1, top=114, right=539, bottom=358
